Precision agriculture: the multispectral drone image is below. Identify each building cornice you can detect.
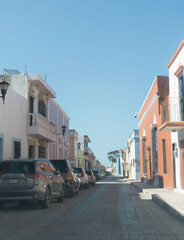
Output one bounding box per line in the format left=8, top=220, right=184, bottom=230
left=138, top=93, right=158, bottom=128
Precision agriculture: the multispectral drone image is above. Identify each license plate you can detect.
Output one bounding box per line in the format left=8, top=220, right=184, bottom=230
left=9, top=179, right=18, bottom=184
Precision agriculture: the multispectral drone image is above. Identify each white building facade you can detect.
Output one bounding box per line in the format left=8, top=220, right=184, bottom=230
left=129, top=130, right=140, bottom=180
left=0, top=73, right=69, bottom=161
left=159, top=40, right=184, bottom=192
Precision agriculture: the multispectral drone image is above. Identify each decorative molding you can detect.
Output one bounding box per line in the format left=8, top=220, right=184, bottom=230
left=174, top=65, right=184, bottom=77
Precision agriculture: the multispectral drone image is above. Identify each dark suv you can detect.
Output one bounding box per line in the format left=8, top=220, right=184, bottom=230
left=50, top=159, right=80, bottom=197
left=0, top=159, right=65, bottom=209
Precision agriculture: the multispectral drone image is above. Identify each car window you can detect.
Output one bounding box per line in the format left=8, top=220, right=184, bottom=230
left=67, top=161, right=73, bottom=172
left=50, top=161, right=68, bottom=173
left=0, top=161, right=34, bottom=177
left=37, top=161, right=52, bottom=173
left=74, top=168, right=81, bottom=173
left=86, top=170, right=91, bottom=175
left=48, top=163, right=57, bottom=174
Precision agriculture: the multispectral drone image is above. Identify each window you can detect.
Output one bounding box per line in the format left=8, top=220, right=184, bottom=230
left=142, top=139, right=147, bottom=174
left=38, top=146, right=46, bottom=158
left=14, top=141, right=21, bottom=159
left=162, top=140, right=167, bottom=174
left=38, top=99, right=47, bottom=118
left=152, top=128, right=158, bottom=174
left=29, top=96, right=34, bottom=113
left=179, top=74, right=184, bottom=121
left=0, top=134, right=4, bottom=161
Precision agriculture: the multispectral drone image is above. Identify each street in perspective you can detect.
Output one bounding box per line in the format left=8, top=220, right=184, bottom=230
left=1, top=2, right=184, bottom=240
left=0, top=175, right=184, bottom=240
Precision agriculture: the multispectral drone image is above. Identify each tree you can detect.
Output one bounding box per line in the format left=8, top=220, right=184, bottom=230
left=107, top=150, right=120, bottom=163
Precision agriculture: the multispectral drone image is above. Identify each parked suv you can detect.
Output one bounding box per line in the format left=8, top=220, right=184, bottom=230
left=85, top=170, right=96, bottom=186
left=0, top=159, right=65, bottom=209
left=92, top=170, right=101, bottom=181
left=74, top=167, right=89, bottom=189
left=50, top=159, right=80, bottom=197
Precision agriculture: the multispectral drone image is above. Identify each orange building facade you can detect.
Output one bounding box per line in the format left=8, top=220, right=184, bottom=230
left=139, top=76, right=174, bottom=189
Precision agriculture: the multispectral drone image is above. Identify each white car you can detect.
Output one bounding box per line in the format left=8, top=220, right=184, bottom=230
left=74, top=167, right=89, bottom=189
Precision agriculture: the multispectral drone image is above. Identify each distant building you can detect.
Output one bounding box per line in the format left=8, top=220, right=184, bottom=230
left=129, top=130, right=140, bottom=180
left=48, top=99, right=70, bottom=160
left=69, top=129, right=79, bottom=167
left=78, top=135, right=95, bottom=169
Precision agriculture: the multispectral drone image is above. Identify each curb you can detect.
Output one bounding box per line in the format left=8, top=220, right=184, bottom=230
left=131, top=182, right=184, bottom=222
left=152, top=194, right=184, bottom=222
left=130, top=182, right=142, bottom=192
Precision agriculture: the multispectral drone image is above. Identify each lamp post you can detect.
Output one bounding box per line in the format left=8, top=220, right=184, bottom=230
left=0, top=78, right=9, bottom=104
left=61, top=125, right=66, bottom=159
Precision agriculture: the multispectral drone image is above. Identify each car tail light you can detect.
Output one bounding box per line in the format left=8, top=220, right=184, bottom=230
left=66, top=172, right=72, bottom=180
left=26, top=173, right=42, bottom=179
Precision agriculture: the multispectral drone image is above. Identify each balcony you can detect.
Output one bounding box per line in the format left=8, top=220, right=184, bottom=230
left=27, top=74, right=56, bottom=98
left=159, top=97, right=184, bottom=132
left=27, top=113, right=57, bottom=142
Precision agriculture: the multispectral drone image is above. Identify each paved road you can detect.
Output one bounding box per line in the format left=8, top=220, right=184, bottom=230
left=0, top=176, right=184, bottom=240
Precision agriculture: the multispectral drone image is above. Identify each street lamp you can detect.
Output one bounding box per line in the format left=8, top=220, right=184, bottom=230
left=0, top=78, right=9, bottom=104
left=61, top=125, right=67, bottom=159
left=61, top=125, right=66, bottom=136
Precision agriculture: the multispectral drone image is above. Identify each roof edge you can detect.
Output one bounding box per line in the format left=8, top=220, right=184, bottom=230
left=168, top=39, right=184, bottom=68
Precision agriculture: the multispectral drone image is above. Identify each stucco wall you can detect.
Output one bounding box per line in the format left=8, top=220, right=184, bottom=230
left=0, top=87, right=27, bottom=160
left=139, top=77, right=173, bottom=189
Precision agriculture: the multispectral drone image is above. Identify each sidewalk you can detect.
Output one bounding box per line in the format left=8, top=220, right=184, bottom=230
left=131, top=181, right=184, bottom=222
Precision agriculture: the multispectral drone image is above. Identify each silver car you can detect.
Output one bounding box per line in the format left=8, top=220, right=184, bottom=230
left=0, top=159, right=65, bottom=209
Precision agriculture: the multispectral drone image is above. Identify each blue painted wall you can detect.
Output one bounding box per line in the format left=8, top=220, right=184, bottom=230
left=115, top=157, right=121, bottom=175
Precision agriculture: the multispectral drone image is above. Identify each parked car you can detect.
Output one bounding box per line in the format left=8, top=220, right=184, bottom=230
left=50, top=159, right=80, bottom=197
left=73, top=167, right=89, bottom=189
left=0, top=158, right=65, bottom=209
left=92, top=170, right=101, bottom=181
left=106, top=170, right=112, bottom=176
left=85, top=170, right=96, bottom=186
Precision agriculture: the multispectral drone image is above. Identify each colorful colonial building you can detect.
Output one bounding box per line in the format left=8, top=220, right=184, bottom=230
left=139, top=76, right=173, bottom=189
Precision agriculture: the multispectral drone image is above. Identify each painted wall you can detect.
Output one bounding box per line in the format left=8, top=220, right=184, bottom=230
left=129, top=130, right=140, bottom=180
left=139, top=76, right=173, bottom=189
left=115, top=157, right=121, bottom=175
left=48, top=99, right=70, bottom=160
left=168, top=41, right=184, bottom=191
left=0, top=87, right=27, bottom=160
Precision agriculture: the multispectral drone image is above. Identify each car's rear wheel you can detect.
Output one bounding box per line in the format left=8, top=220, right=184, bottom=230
left=40, top=188, right=51, bottom=209
left=58, top=188, right=64, bottom=203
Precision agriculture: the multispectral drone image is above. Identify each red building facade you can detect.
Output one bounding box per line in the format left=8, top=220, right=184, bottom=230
left=139, top=76, right=173, bottom=189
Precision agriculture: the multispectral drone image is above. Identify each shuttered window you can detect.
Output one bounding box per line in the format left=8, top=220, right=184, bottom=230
left=162, top=140, right=167, bottom=174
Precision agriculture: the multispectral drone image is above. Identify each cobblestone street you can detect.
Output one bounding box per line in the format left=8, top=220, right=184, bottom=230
left=0, top=176, right=184, bottom=240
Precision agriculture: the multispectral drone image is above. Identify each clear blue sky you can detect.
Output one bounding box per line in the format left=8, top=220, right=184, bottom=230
left=1, top=0, right=184, bottom=167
